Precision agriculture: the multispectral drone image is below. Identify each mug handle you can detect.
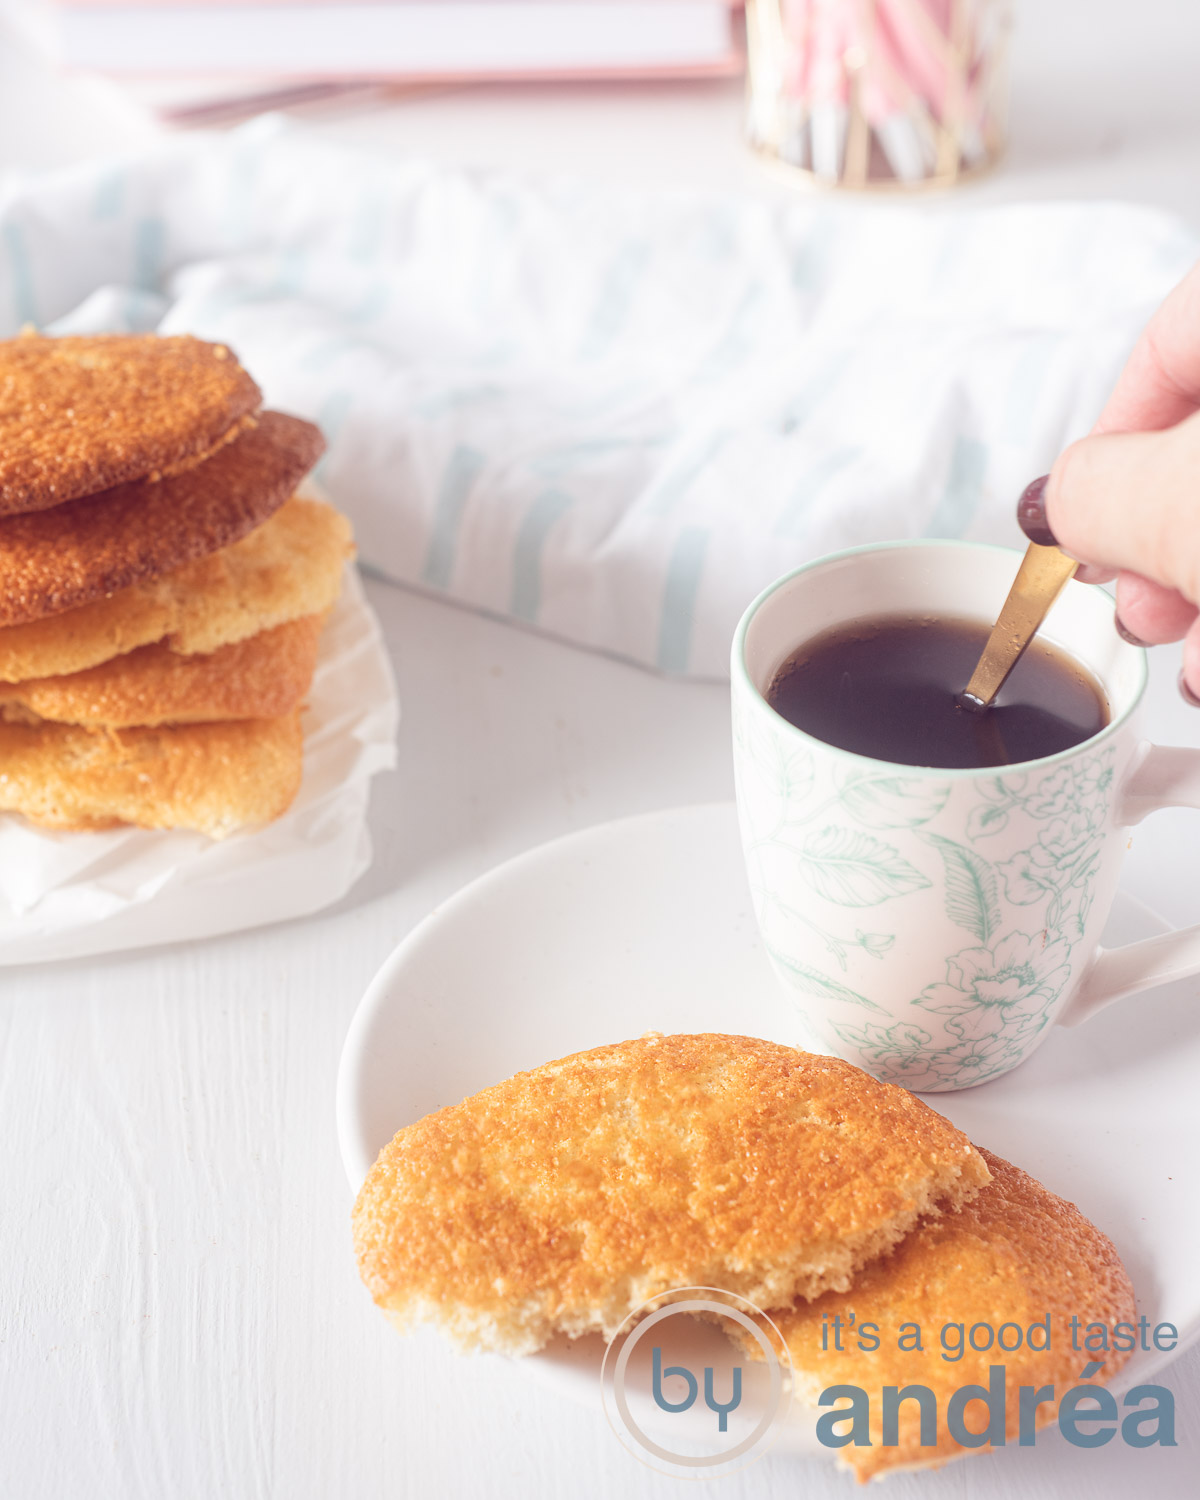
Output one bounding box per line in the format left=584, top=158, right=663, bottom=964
left=1059, top=744, right=1200, bottom=1026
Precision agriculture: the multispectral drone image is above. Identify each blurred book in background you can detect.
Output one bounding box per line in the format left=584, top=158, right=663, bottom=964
left=55, top=0, right=745, bottom=123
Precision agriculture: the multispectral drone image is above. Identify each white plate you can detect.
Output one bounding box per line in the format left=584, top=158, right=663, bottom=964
left=337, top=802, right=1200, bottom=1454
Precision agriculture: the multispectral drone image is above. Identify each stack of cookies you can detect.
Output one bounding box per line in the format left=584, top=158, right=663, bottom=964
left=0, top=333, right=353, bottom=838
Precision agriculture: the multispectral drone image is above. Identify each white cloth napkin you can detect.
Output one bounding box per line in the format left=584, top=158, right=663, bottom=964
left=2, top=117, right=1196, bottom=679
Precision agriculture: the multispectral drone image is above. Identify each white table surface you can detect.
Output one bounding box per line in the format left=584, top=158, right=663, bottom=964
left=2, top=3, right=1200, bottom=1497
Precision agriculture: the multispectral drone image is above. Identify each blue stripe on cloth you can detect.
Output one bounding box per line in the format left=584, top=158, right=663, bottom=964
left=421, top=445, right=486, bottom=590
left=788, top=229, right=836, bottom=293
left=92, top=170, right=125, bottom=220
left=923, top=435, right=988, bottom=538
left=132, top=217, right=166, bottom=292
left=1002, top=338, right=1056, bottom=445
left=347, top=281, right=390, bottom=325
left=224, top=142, right=261, bottom=246
left=2, top=222, right=36, bottom=328
left=468, top=195, right=519, bottom=323
left=311, top=389, right=353, bottom=482
left=348, top=188, right=386, bottom=264
left=693, top=284, right=762, bottom=382
left=580, top=241, right=650, bottom=360
left=777, top=350, right=854, bottom=433
left=271, top=245, right=308, bottom=298
left=772, top=447, right=863, bottom=537
left=119, top=288, right=168, bottom=333
left=656, top=526, right=711, bottom=675
left=509, top=489, right=574, bottom=622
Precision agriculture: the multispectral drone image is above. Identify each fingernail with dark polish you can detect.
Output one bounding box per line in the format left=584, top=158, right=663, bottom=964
left=1115, top=617, right=1150, bottom=648
left=1180, top=670, right=1200, bottom=709
left=1017, top=475, right=1058, bottom=548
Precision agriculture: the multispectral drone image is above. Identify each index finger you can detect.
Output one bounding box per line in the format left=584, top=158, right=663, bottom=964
left=1095, top=259, right=1200, bottom=434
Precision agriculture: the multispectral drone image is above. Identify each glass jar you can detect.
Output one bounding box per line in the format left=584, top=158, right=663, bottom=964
left=746, top=0, right=1012, bottom=190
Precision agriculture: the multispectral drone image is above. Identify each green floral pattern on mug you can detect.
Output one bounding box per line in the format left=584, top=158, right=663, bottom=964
left=734, top=688, right=1118, bottom=1090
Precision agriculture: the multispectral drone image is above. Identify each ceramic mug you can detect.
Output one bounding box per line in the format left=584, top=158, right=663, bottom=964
left=731, top=540, right=1200, bottom=1092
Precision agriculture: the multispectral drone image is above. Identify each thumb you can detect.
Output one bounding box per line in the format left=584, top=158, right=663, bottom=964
left=1046, top=411, right=1200, bottom=607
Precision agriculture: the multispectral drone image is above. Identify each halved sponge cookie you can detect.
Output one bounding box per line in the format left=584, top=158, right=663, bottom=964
left=352, top=1032, right=990, bottom=1355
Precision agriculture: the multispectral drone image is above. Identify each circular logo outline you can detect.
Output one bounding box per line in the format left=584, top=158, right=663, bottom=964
left=600, top=1287, right=793, bottom=1477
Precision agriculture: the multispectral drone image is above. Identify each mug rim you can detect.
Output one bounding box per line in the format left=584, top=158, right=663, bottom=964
left=731, top=538, right=1148, bottom=781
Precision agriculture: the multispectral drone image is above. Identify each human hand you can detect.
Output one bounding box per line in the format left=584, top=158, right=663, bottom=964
left=1022, top=261, right=1200, bottom=704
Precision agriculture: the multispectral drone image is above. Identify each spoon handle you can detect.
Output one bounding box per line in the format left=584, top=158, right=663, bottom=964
left=962, top=542, right=1078, bottom=709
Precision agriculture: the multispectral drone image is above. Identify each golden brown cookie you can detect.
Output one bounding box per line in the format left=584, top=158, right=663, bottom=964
left=0, top=496, right=352, bottom=682
left=0, top=412, right=325, bottom=627
left=0, top=333, right=263, bottom=513
left=352, top=1033, right=990, bottom=1356
left=0, top=712, right=304, bottom=836
left=743, top=1149, right=1137, bottom=1481
left=0, top=614, right=324, bottom=728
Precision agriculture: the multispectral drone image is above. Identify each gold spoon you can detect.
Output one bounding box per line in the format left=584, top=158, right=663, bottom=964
left=960, top=478, right=1078, bottom=712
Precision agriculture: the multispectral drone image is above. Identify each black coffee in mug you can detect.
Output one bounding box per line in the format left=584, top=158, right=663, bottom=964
left=765, top=614, right=1109, bottom=769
